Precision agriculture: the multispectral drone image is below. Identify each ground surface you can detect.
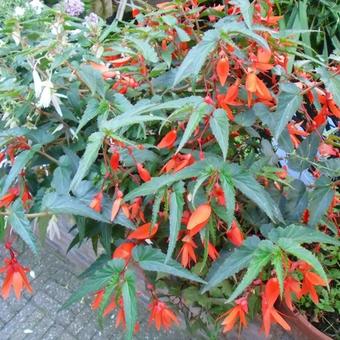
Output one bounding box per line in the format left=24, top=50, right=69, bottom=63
left=0, top=242, right=293, bottom=340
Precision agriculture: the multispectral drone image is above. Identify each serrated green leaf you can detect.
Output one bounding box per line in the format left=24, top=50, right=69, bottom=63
left=210, top=109, right=229, bottom=161
left=220, top=170, right=235, bottom=227
left=1, top=145, right=40, bottom=196
left=8, top=200, right=38, bottom=255
left=232, top=168, right=284, bottom=223
left=133, top=245, right=206, bottom=283
left=269, top=225, right=340, bottom=246
left=70, top=132, right=104, bottom=191
left=272, top=249, right=284, bottom=296
left=127, top=37, right=159, bottom=63
left=62, top=259, right=125, bottom=309
left=316, top=67, right=340, bottom=107
left=166, top=182, right=184, bottom=263
left=122, top=269, right=137, bottom=340
left=173, top=29, right=219, bottom=86
left=78, top=65, right=106, bottom=97
left=176, top=103, right=212, bottom=153
left=308, top=177, right=335, bottom=227
left=76, top=99, right=109, bottom=135
left=230, top=0, right=253, bottom=28
left=202, top=236, right=260, bottom=293
left=273, top=83, right=302, bottom=140
left=151, top=188, right=165, bottom=226
left=227, top=240, right=274, bottom=302
left=42, top=192, right=109, bottom=223
left=278, top=238, right=328, bottom=287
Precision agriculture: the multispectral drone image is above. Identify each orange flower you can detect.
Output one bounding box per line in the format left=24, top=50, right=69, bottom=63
left=187, top=204, right=211, bottom=237
left=298, top=262, right=327, bottom=304
left=111, top=190, right=123, bottom=221
left=127, top=223, right=158, bottom=240
left=221, top=297, right=248, bottom=333
left=90, top=191, right=103, bottom=213
left=262, top=278, right=291, bottom=336
left=0, top=187, right=19, bottom=209
left=216, top=57, right=230, bottom=86
left=0, top=255, right=33, bottom=300
left=226, top=221, right=244, bottom=247
left=148, top=299, right=179, bottom=330
left=283, top=276, right=301, bottom=311
left=110, top=152, right=120, bottom=171
left=178, top=234, right=197, bottom=268
left=160, top=153, right=195, bottom=173
left=207, top=242, right=219, bottom=261
left=136, top=163, right=151, bottom=182
left=157, top=130, right=177, bottom=149
left=217, top=79, right=242, bottom=120
left=287, top=122, right=309, bottom=148
left=112, top=242, right=136, bottom=262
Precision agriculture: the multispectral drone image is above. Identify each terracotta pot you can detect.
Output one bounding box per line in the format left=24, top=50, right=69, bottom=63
left=276, top=302, right=332, bottom=340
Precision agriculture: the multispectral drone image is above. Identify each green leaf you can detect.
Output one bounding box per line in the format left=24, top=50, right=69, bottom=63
left=288, top=128, right=323, bottom=171
left=316, top=67, right=340, bottom=107
left=269, top=225, right=340, bottom=246
left=62, top=259, right=125, bottom=309
left=133, top=245, right=206, bottom=283
left=8, top=200, right=38, bottom=255
left=70, top=132, right=104, bottom=191
left=219, top=170, right=235, bottom=227
left=124, top=160, right=212, bottom=201
left=278, top=238, right=328, bottom=287
left=173, top=29, right=219, bottom=86
left=232, top=168, right=284, bottom=223
left=227, top=240, right=274, bottom=302
left=202, top=236, right=260, bottom=293
left=98, top=280, right=117, bottom=319
left=166, top=182, right=185, bottom=263
left=273, top=83, right=302, bottom=140
left=151, top=188, right=165, bottom=226
left=127, top=37, right=158, bottom=63
left=308, top=177, right=335, bottom=227
left=76, top=99, right=109, bottom=135
left=230, top=0, right=253, bottom=28
left=210, top=109, right=229, bottom=161
left=1, top=145, right=40, bottom=196
left=78, top=65, right=106, bottom=97
left=272, top=249, right=284, bottom=296
left=42, top=192, right=109, bottom=223
left=174, top=26, right=191, bottom=42
left=176, top=103, right=212, bottom=153
left=122, top=269, right=137, bottom=340
left=298, top=0, right=312, bottom=57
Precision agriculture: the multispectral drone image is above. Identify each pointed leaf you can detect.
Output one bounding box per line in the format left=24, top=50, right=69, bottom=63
left=277, top=238, right=328, bottom=287
left=70, top=132, right=104, bottom=191
left=232, top=168, right=284, bottom=223
left=1, top=145, right=40, bottom=196
left=210, top=109, right=229, bottom=160
left=202, top=236, right=260, bottom=293
left=122, top=269, right=137, bottom=340
left=173, top=29, right=219, bottom=86
left=133, top=245, right=206, bottom=283
left=273, top=83, right=302, bottom=140
left=78, top=65, right=106, bottom=97
left=230, top=0, right=253, bottom=28
left=42, top=192, right=109, bottom=223
left=227, top=240, right=275, bottom=302
left=220, top=170, right=235, bottom=227
left=8, top=200, right=38, bottom=255
left=166, top=182, right=185, bottom=263
left=62, top=259, right=124, bottom=309
left=176, top=103, right=212, bottom=153
left=272, top=249, right=284, bottom=296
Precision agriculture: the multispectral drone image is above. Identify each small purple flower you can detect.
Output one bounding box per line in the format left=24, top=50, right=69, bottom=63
left=64, top=0, right=84, bottom=17
left=85, top=12, right=99, bottom=26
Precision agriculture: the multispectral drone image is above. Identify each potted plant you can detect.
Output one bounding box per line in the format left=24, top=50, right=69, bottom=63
left=0, top=1, right=339, bottom=339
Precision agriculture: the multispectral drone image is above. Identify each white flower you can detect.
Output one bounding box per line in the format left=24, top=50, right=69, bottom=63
left=14, top=6, right=25, bottom=17
left=47, top=215, right=61, bottom=241
left=37, top=80, right=53, bottom=108
left=29, top=0, right=44, bottom=14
